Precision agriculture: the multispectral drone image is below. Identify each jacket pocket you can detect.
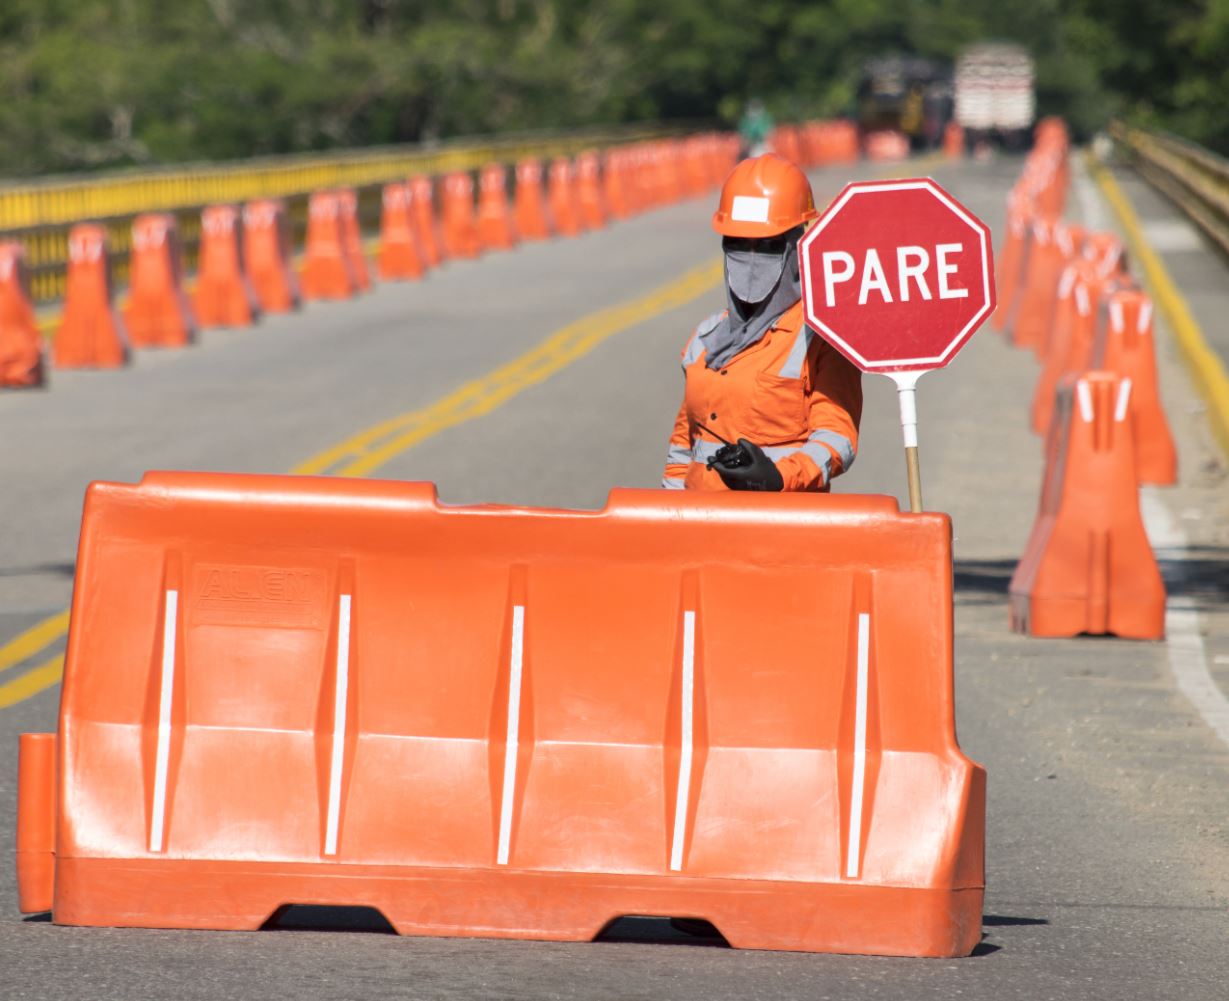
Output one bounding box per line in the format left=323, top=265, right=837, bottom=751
left=748, top=372, right=807, bottom=443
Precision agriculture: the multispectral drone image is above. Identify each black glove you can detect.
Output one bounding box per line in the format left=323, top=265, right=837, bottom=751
left=710, top=438, right=784, bottom=491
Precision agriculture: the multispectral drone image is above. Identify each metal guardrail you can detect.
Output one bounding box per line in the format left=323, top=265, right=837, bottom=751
left=0, top=123, right=687, bottom=306
left=1110, top=122, right=1229, bottom=258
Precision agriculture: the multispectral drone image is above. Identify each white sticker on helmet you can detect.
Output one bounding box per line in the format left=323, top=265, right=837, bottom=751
left=731, top=195, right=770, bottom=223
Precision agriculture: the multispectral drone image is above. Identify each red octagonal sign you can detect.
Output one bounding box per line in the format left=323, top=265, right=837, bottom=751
left=799, top=178, right=996, bottom=374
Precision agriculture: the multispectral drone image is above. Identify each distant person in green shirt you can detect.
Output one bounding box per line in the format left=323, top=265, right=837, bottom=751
left=739, top=99, right=774, bottom=158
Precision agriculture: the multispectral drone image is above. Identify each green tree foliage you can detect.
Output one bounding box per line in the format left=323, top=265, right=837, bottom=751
left=0, top=0, right=1225, bottom=177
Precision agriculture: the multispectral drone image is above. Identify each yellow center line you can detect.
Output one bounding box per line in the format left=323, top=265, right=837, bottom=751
left=0, top=654, right=65, bottom=710
left=0, top=609, right=71, bottom=676
left=296, top=258, right=722, bottom=477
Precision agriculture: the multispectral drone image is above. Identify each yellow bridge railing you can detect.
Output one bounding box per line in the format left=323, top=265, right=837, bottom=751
left=0, top=123, right=685, bottom=305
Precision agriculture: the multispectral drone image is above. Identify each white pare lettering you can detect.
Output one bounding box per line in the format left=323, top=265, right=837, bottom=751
left=820, top=243, right=969, bottom=306
left=935, top=243, right=968, bottom=298
left=822, top=251, right=855, bottom=307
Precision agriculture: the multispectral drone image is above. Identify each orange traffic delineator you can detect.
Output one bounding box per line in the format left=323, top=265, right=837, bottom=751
left=1033, top=221, right=1086, bottom=360
left=575, top=151, right=606, bottom=230
left=0, top=242, right=45, bottom=387
left=992, top=200, right=1031, bottom=333
left=194, top=205, right=260, bottom=329
left=243, top=200, right=300, bottom=314
left=1030, top=259, right=1098, bottom=435
left=409, top=175, right=444, bottom=268
left=548, top=158, right=582, bottom=237
left=864, top=131, right=909, bottom=162
left=21, top=475, right=984, bottom=958
left=377, top=182, right=425, bottom=282
left=1093, top=288, right=1177, bottom=485
left=602, top=151, right=630, bottom=221
left=53, top=224, right=129, bottom=369
left=1010, top=372, right=1166, bottom=639
left=476, top=164, right=518, bottom=251
left=338, top=188, right=372, bottom=292
left=125, top=214, right=195, bottom=349
left=514, top=159, right=552, bottom=240
left=943, top=121, right=965, bottom=160
left=1010, top=216, right=1065, bottom=352
left=300, top=191, right=355, bottom=301
left=441, top=172, right=481, bottom=259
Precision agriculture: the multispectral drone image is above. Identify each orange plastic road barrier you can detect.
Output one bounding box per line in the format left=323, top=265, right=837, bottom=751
left=300, top=191, right=355, bottom=301
left=338, top=189, right=372, bottom=292
left=377, top=182, right=425, bottom=282
left=1093, top=288, right=1177, bottom=485
left=409, top=175, right=444, bottom=268
left=125, top=214, right=195, bottom=349
left=53, top=224, right=129, bottom=369
left=992, top=200, right=1031, bottom=333
left=1010, top=372, right=1165, bottom=639
left=441, top=172, right=481, bottom=260
left=0, top=242, right=44, bottom=387
left=243, top=200, right=300, bottom=314
left=575, top=151, right=606, bottom=230
left=548, top=158, right=582, bottom=237
left=943, top=121, right=965, bottom=160
left=19, top=475, right=984, bottom=958
left=193, top=205, right=260, bottom=329
left=1010, top=216, right=1066, bottom=352
left=513, top=160, right=552, bottom=240
left=476, top=164, right=518, bottom=251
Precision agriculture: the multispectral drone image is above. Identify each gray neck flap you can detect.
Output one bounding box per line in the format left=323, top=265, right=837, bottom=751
left=702, top=231, right=803, bottom=370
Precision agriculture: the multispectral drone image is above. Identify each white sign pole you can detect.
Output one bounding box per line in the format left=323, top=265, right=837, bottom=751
left=890, top=370, right=924, bottom=513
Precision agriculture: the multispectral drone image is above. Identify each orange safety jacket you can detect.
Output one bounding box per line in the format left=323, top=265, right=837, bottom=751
left=662, top=301, right=862, bottom=491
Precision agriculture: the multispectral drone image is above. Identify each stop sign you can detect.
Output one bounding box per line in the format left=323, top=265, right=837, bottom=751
left=798, top=178, right=995, bottom=373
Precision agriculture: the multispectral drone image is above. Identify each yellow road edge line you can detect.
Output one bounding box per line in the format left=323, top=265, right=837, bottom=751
left=0, top=654, right=65, bottom=710
left=1088, top=153, right=1229, bottom=460
left=0, top=609, right=71, bottom=676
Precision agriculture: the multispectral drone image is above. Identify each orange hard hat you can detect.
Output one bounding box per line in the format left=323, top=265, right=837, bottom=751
left=712, top=153, right=818, bottom=238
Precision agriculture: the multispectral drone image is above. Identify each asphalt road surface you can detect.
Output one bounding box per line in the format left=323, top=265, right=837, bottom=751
left=1, top=154, right=1227, bottom=1000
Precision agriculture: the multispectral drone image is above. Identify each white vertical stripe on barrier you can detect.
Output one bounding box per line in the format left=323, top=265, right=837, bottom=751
left=324, top=594, right=352, bottom=857
left=1076, top=379, right=1095, bottom=423
left=149, top=589, right=179, bottom=854
left=670, top=609, right=696, bottom=873
left=1138, top=299, right=1154, bottom=334
left=497, top=604, right=525, bottom=866
left=1115, top=378, right=1133, bottom=423
left=846, top=612, right=870, bottom=879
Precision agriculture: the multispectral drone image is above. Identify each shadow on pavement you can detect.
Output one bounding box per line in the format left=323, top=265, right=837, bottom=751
left=0, top=561, right=76, bottom=578
left=595, top=916, right=730, bottom=947
left=261, top=905, right=397, bottom=934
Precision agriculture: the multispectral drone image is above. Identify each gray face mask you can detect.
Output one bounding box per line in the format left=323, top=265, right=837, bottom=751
left=701, top=228, right=804, bottom=370
left=724, top=242, right=788, bottom=304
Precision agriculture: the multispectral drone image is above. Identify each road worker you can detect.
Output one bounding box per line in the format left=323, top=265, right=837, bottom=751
left=661, top=154, right=862, bottom=492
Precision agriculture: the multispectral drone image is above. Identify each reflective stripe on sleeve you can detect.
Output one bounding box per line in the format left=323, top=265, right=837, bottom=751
left=662, top=476, right=686, bottom=490
left=666, top=442, right=693, bottom=467
left=777, top=326, right=814, bottom=379
left=805, top=429, right=856, bottom=471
